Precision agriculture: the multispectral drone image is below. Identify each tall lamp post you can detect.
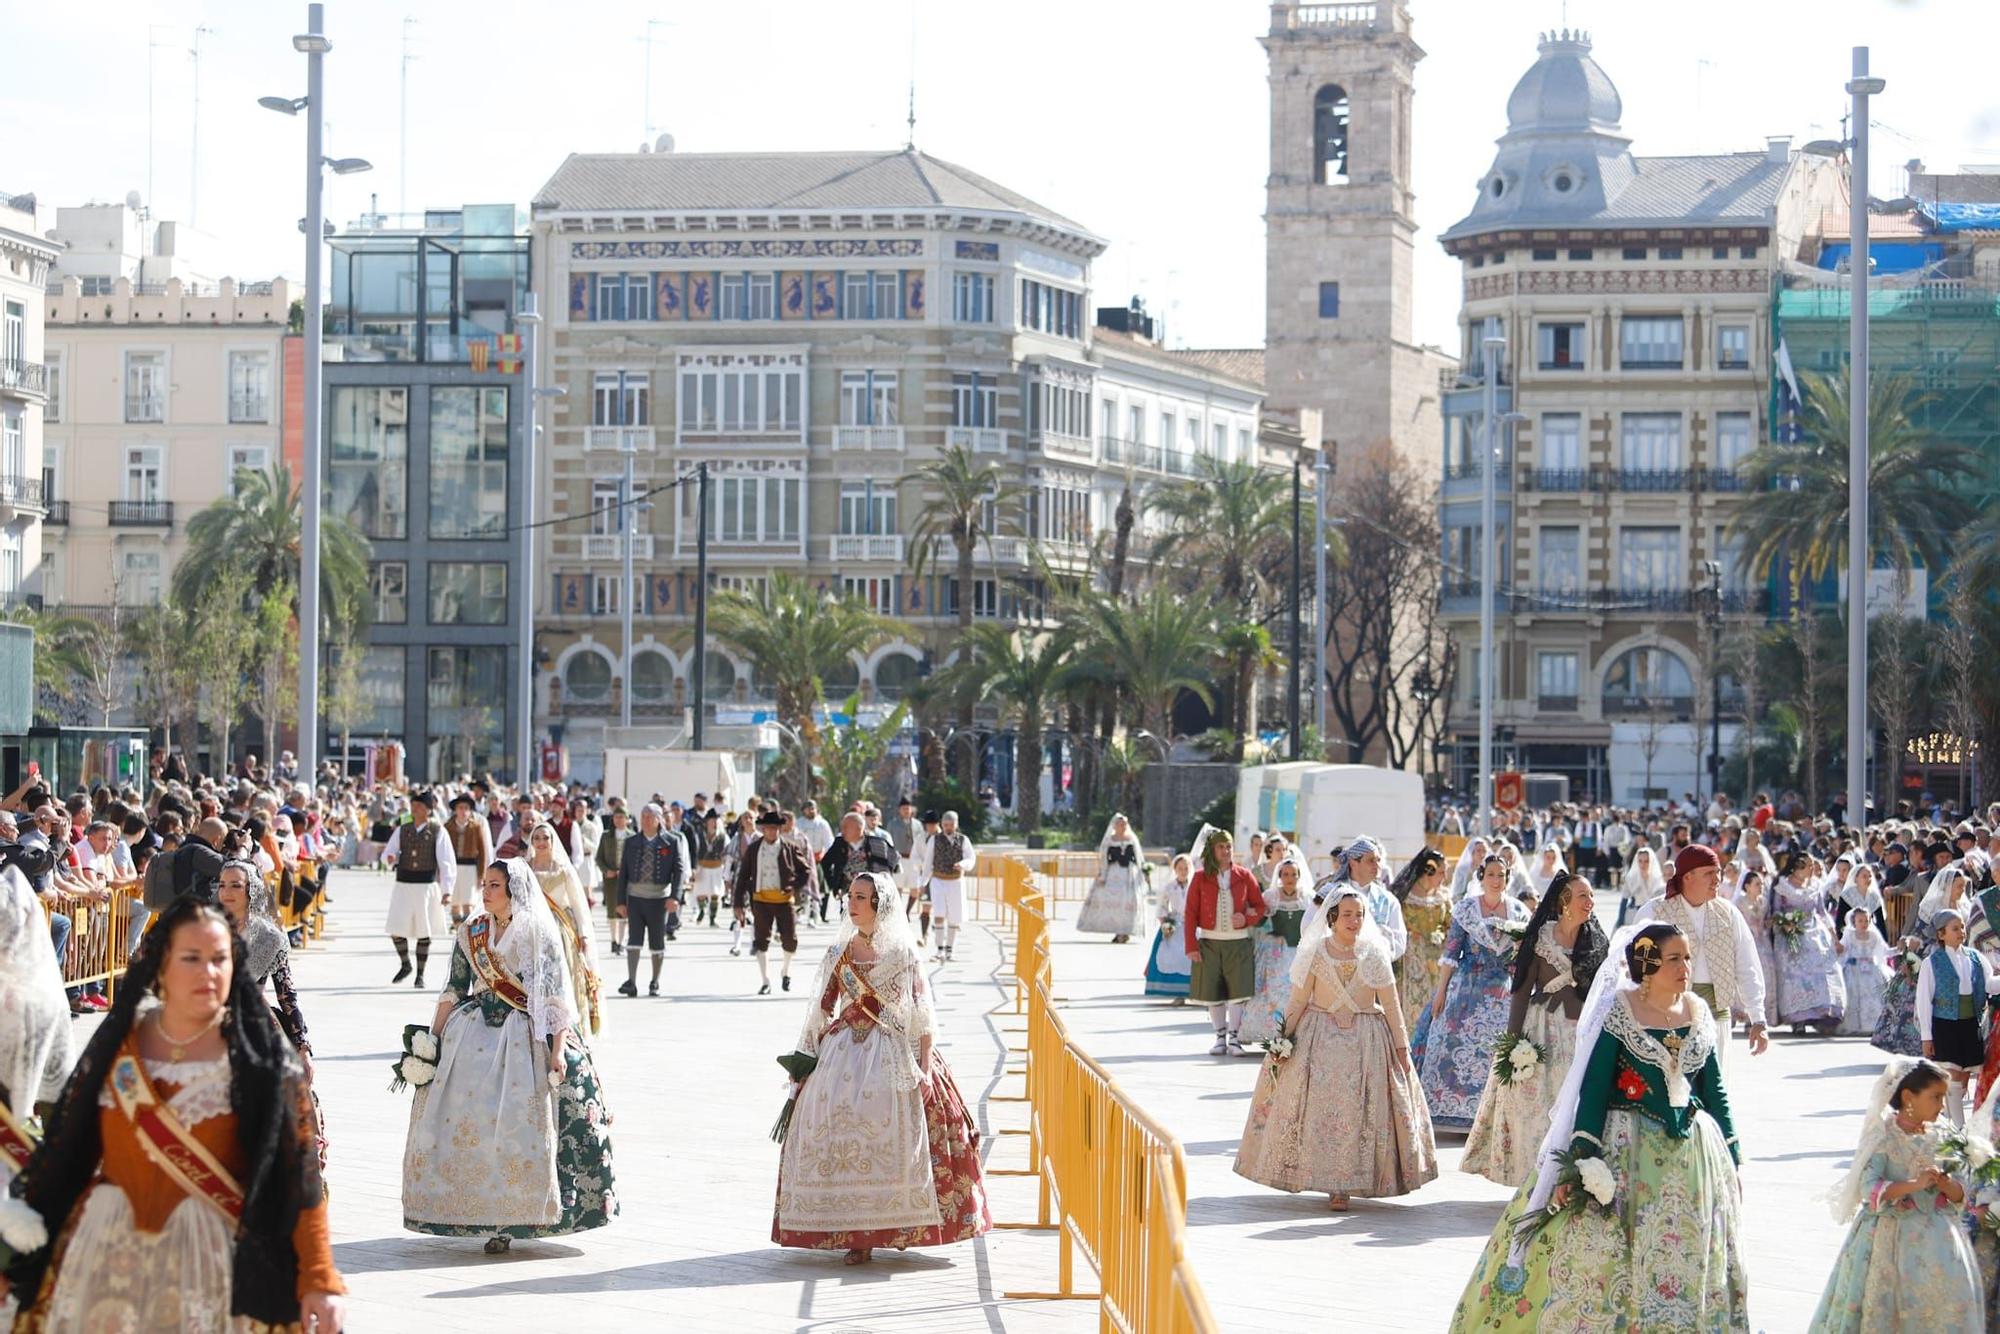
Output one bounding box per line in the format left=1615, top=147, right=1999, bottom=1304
left=1700, top=560, right=1724, bottom=804
left=1846, top=48, right=1883, bottom=829
left=261, top=2, right=369, bottom=785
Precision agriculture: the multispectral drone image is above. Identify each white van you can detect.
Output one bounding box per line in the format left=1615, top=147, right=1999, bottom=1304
left=1234, top=762, right=1426, bottom=877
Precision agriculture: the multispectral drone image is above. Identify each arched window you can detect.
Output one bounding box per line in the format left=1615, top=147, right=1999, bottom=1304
left=1602, top=647, right=1694, bottom=712
left=1314, top=85, right=1350, bottom=185
left=874, top=651, right=923, bottom=701
left=630, top=650, right=673, bottom=704
left=563, top=650, right=614, bottom=704
left=703, top=650, right=738, bottom=701
left=822, top=654, right=861, bottom=703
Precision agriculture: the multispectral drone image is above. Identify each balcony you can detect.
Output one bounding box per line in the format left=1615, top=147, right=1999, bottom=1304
left=1537, top=695, right=1580, bottom=713
left=1518, top=587, right=1772, bottom=617
left=948, top=426, right=1006, bottom=454
left=0, top=475, right=44, bottom=517
left=1702, top=468, right=1748, bottom=493
left=581, top=533, right=655, bottom=561
left=983, top=536, right=1027, bottom=565
left=0, top=359, right=46, bottom=398
left=585, top=426, right=655, bottom=453
left=228, top=394, right=271, bottom=424
left=1036, top=430, right=1094, bottom=462
left=108, top=500, right=174, bottom=528
left=831, top=534, right=905, bottom=562
left=1523, top=468, right=1588, bottom=492
left=1619, top=358, right=1684, bottom=372
left=1102, top=437, right=1164, bottom=471
left=1611, top=468, right=1690, bottom=493
left=123, top=396, right=165, bottom=424
left=43, top=500, right=67, bottom=525
left=831, top=424, right=905, bottom=453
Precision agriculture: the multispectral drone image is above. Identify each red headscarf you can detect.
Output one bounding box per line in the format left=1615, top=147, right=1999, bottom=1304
left=1665, top=843, right=1720, bottom=898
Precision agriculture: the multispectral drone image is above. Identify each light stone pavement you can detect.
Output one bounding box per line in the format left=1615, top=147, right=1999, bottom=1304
left=1034, top=899, right=1886, bottom=1334
left=297, top=868, right=1096, bottom=1334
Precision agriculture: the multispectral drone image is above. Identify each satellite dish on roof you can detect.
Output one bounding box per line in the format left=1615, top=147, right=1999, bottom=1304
left=125, top=190, right=142, bottom=210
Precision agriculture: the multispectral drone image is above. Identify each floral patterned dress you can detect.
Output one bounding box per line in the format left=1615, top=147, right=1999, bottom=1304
left=1460, top=926, right=1584, bottom=1186
left=1874, top=917, right=1934, bottom=1058
left=1735, top=884, right=1779, bottom=1022
left=1772, top=878, right=1846, bottom=1027
left=1239, top=898, right=1307, bottom=1045
left=1400, top=889, right=1451, bottom=1034
left=1409, top=893, right=1529, bottom=1130
left=1811, top=1118, right=1982, bottom=1332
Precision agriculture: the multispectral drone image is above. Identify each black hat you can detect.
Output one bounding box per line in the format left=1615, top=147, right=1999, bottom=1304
left=921, top=809, right=941, bottom=824
left=757, top=809, right=785, bottom=827
left=409, top=789, right=436, bottom=809
left=898, top=795, right=914, bottom=808
left=1929, top=840, right=1955, bottom=862
left=450, top=793, right=476, bottom=810
left=701, top=807, right=722, bottom=823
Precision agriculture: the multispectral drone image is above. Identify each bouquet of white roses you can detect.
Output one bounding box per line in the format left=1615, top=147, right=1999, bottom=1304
left=389, top=1023, right=440, bottom=1092
left=1772, top=909, right=1808, bottom=953
left=1259, top=1019, right=1295, bottom=1063
left=1490, top=1032, right=1546, bottom=1086
left=1936, top=1124, right=1998, bottom=1180
left=1512, top=1147, right=1617, bottom=1246
left=1497, top=920, right=1528, bottom=942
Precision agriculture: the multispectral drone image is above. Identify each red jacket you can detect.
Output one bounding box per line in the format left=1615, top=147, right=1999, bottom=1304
left=1183, top=866, right=1266, bottom=957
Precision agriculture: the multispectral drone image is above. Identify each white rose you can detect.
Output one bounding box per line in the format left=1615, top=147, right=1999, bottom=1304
left=1577, top=1156, right=1617, bottom=1207
left=401, top=1057, right=436, bottom=1088
left=1971, top=1136, right=1997, bottom=1172
left=411, top=1030, right=440, bottom=1062
left=0, top=1197, right=46, bottom=1253
left=1508, top=1043, right=1538, bottom=1071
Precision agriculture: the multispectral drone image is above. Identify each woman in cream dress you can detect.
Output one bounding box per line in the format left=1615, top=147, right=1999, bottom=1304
left=403, top=859, right=616, bottom=1253
left=526, top=819, right=600, bottom=1039
left=1393, top=848, right=1451, bottom=1032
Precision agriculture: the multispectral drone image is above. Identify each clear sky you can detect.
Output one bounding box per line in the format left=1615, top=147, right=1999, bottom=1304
left=6, top=0, right=1995, bottom=353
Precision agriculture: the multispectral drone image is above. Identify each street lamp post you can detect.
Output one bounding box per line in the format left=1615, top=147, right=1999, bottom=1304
left=1847, top=47, right=1883, bottom=830
left=515, top=295, right=564, bottom=787
left=1476, top=333, right=1505, bottom=840
left=264, top=3, right=369, bottom=786
left=1701, top=560, right=1723, bottom=804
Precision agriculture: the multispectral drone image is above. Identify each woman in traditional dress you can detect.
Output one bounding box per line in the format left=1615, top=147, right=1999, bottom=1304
left=1772, top=848, right=1847, bottom=1033
left=1239, top=848, right=1312, bottom=1045
left=1838, top=906, right=1894, bottom=1037
left=214, top=860, right=311, bottom=1061
left=8, top=896, right=345, bottom=1332
left=1077, top=813, right=1145, bottom=942
left=1392, top=847, right=1451, bottom=1033
left=1813, top=1058, right=1982, bottom=1332
left=1449, top=837, right=1493, bottom=900
left=403, top=859, right=617, bottom=1252
left=1496, top=842, right=1538, bottom=908
left=1874, top=871, right=1949, bottom=1059
left=1233, top=885, right=1436, bottom=1209
left=1527, top=845, right=1566, bottom=902
left=1143, top=854, right=1194, bottom=1002
left=1449, top=922, right=1747, bottom=1333
left=526, top=819, right=600, bottom=1039
left=1410, top=855, right=1530, bottom=1130
left=1461, top=871, right=1608, bottom=1186
left=0, top=865, right=74, bottom=1281
left=773, top=871, right=991, bottom=1265
left=1733, top=867, right=1779, bottom=1016
left=1618, top=846, right=1666, bottom=927
left=570, top=798, right=604, bottom=904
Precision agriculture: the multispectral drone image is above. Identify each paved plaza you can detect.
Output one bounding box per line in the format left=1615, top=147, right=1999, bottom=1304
left=299, top=871, right=1876, bottom=1333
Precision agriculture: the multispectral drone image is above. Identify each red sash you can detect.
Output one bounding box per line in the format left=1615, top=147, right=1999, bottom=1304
left=0, top=1101, right=35, bottom=1174
left=466, top=918, right=531, bottom=1012
left=108, top=1039, right=245, bottom=1224
left=819, top=949, right=885, bottom=1039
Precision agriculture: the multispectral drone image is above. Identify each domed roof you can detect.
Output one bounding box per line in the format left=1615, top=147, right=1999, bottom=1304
left=1504, top=30, right=1622, bottom=136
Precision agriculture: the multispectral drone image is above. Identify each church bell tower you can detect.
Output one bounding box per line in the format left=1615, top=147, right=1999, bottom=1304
left=1262, top=0, right=1441, bottom=472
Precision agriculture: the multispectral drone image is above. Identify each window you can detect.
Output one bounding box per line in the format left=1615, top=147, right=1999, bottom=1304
left=594, top=273, right=652, bottom=322
left=1620, top=413, right=1682, bottom=474
left=1100, top=399, right=1117, bottom=444
left=0, top=532, right=17, bottom=601
left=329, top=386, right=409, bottom=539
left=1621, top=246, right=1647, bottom=261
left=228, top=350, right=272, bottom=423
left=42, top=351, right=60, bottom=423
left=593, top=372, right=649, bottom=426
left=1540, top=413, right=1581, bottom=472
left=120, top=549, right=162, bottom=607
left=1657, top=246, right=1683, bottom=261
left=1020, top=280, right=1081, bottom=337
left=1537, top=321, right=1585, bottom=370
left=124, top=351, right=165, bottom=422
left=1159, top=412, right=1176, bottom=453
left=225, top=444, right=271, bottom=497
left=1568, top=248, right=1593, bottom=261
left=0, top=302, right=19, bottom=370
left=564, top=648, right=615, bottom=701
left=1714, top=412, right=1753, bottom=472
left=123, top=445, right=163, bottom=501
left=1928, top=347, right=1962, bottom=391
left=1212, top=422, right=1227, bottom=456
left=1238, top=427, right=1251, bottom=458
left=837, top=272, right=902, bottom=320
left=371, top=561, right=407, bottom=623
left=0, top=410, right=19, bottom=481
left=951, top=374, right=997, bottom=427
left=719, top=274, right=746, bottom=320
left=1126, top=404, right=1143, bottom=445
left=1603, top=647, right=1694, bottom=705
left=1740, top=244, right=1760, bottom=260
left=1715, top=526, right=1751, bottom=594
left=696, top=472, right=802, bottom=544
left=1032, top=381, right=1088, bottom=440
left=1620, top=317, right=1684, bottom=369
left=428, top=562, right=509, bottom=625
left=1531, top=248, right=1557, bottom=262
left=587, top=574, right=639, bottom=616
left=838, top=483, right=896, bottom=536
left=1717, top=325, right=1751, bottom=370
left=1538, top=527, right=1581, bottom=596
left=429, top=387, right=508, bottom=539
left=721, top=273, right=776, bottom=321
left=355, top=646, right=406, bottom=734
left=40, top=443, right=57, bottom=504
left=1617, top=527, right=1682, bottom=591
left=678, top=363, right=803, bottom=435
left=1313, top=84, right=1350, bottom=184
left=1319, top=281, right=1340, bottom=318
left=841, top=576, right=897, bottom=616
left=1538, top=652, right=1579, bottom=705
left=427, top=647, right=507, bottom=777
left=839, top=371, right=898, bottom=426
left=1712, top=245, right=1731, bottom=261
left=590, top=478, right=624, bottom=536
left=747, top=272, right=775, bottom=320
left=952, top=273, right=995, bottom=323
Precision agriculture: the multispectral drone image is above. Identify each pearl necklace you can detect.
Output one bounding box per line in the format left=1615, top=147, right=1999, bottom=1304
left=155, top=1008, right=223, bottom=1062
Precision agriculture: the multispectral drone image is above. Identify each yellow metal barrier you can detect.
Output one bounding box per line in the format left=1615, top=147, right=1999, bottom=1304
left=996, top=852, right=1218, bottom=1334
left=48, top=888, right=137, bottom=1001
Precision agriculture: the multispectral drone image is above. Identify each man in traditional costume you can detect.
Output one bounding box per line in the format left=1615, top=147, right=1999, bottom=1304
left=444, top=793, right=492, bottom=930
left=690, top=807, right=730, bottom=928
left=383, top=790, right=454, bottom=988
left=617, top=804, right=684, bottom=998
left=885, top=796, right=918, bottom=899
left=734, top=810, right=813, bottom=994
left=1636, top=843, right=1770, bottom=1066
left=821, top=811, right=899, bottom=923
left=907, top=810, right=940, bottom=945
left=925, top=811, right=976, bottom=963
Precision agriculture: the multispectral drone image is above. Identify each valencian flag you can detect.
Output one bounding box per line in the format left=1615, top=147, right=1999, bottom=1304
left=468, top=334, right=523, bottom=373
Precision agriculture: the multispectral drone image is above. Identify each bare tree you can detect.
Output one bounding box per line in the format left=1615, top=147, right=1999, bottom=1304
left=1943, top=581, right=1981, bottom=810
left=192, top=566, right=259, bottom=773
left=1869, top=615, right=1927, bottom=817
left=323, top=633, right=372, bottom=774
left=127, top=602, right=198, bottom=760
left=1638, top=698, right=1669, bottom=803
left=70, top=594, right=126, bottom=727
left=1321, top=444, right=1433, bottom=765
left=1791, top=606, right=1837, bottom=814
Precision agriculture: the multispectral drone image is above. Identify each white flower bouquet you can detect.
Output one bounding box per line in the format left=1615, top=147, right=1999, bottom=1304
left=390, top=1022, right=440, bottom=1092
left=1513, top=1147, right=1618, bottom=1246
left=1259, top=1021, right=1295, bottom=1062
left=1490, top=1032, right=1546, bottom=1086
left=0, top=1197, right=47, bottom=1257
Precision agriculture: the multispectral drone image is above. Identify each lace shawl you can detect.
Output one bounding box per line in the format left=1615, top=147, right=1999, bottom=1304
left=1603, top=991, right=1717, bottom=1109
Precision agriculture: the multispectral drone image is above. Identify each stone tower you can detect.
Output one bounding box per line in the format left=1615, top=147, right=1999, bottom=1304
left=1262, top=0, right=1447, bottom=472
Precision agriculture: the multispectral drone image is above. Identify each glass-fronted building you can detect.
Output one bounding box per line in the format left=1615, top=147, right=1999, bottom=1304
left=323, top=204, right=531, bottom=781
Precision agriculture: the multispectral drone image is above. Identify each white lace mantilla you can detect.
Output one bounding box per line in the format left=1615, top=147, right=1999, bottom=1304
left=96, top=1054, right=232, bottom=1126
left=1604, top=993, right=1716, bottom=1108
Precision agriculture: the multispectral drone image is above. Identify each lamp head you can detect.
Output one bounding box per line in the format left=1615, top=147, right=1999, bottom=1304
left=292, top=33, right=332, bottom=54
left=327, top=157, right=373, bottom=176
left=259, top=95, right=305, bottom=115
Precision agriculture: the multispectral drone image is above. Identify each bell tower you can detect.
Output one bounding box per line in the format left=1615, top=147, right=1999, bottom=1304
left=1263, top=0, right=1443, bottom=471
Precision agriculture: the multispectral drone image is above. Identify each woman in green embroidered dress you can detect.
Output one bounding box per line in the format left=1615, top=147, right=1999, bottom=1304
left=1449, top=921, right=1749, bottom=1333
left=402, top=859, right=617, bottom=1254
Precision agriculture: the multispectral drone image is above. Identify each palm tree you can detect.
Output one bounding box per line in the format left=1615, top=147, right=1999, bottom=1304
left=1077, top=583, right=1216, bottom=746
left=904, top=444, right=1027, bottom=790
left=944, top=624, right=1074, bottom=836
left=1145, top=455, right=1292, bottom=757
left=1731, top=370, right=1975, bottom=595
left=1217, top=622, right=1280, bottom=753
left=172, top=463, right=372, bottom=634
left=708, top=572, right=895, bottom=803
